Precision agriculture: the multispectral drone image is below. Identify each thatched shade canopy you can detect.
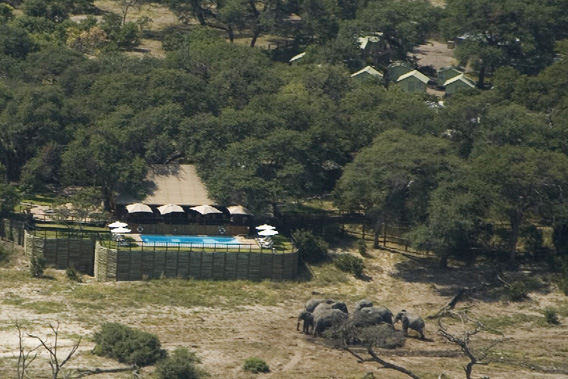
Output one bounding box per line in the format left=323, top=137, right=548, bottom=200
left=190, top=205, right=222, bottom=215
left=227, top=205, right=253, bottom=216
left=126, top=203, right=153, bottom=213
left=157, top=204, right=184, bottom=215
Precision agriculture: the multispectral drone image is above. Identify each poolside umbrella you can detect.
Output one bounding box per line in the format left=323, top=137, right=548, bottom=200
left=126, top=203, right=152, bottom=214
left=258, top=229, right=278, bottom=236
left=190, top=205, right=222, bottom=215
left=255, top=224, right=276, bottom=230
left=108, top=221, right=128, bottom=228
left=157, top=203, right=184, bottom=215
left=111, top=227, right=131, bottom=233
left=227, top=205, right=253, bottom=216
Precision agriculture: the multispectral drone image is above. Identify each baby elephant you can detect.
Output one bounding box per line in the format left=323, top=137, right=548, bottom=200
left=394, top=310, right=425, bottom=339
left=297, top=311, right=314, bottom=334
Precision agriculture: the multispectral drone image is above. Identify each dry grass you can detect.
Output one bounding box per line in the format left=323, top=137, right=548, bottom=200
left=1, top=243, right=567, bottom=378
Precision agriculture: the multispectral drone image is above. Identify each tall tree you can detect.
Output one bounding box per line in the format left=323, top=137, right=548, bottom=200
left=442, top=0, right=562, bottom=87
left=335, top=129, right=457, bottom=247
left=470, top=146, right=568, bottom=262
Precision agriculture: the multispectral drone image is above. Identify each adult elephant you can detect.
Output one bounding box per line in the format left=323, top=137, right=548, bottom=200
left=352, top=305, right=393, bottom=327
left=313, top=309, right=348, bottom=337
left=394, top=310, right=425, bottom=339
left=313, top=301, right=348, bottom=317
left=354, top=299, right=373, bottom=312
left=305, top=298, right=335, bottom=313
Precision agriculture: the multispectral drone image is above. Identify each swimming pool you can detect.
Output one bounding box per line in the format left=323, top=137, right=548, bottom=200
left=141, top=235, right=240, bottom=247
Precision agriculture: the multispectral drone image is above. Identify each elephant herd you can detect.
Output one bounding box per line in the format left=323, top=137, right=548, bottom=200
left=297, top=298, right=426, bottom=339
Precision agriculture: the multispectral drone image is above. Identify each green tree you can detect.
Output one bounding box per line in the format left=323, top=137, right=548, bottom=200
left=442, top=0, right=563, bottom=87
left=470, top=146, right=568, bottom=262
left=61, top=126, right=147, bottom=210
left=335, top=129, right=457, bottom=247
left=0, top=182, right=19, bottom=216
left=409, top=176, right=488, bottom=267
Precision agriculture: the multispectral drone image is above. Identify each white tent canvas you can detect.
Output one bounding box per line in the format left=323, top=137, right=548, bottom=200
left=256, top=224, right=276, bottom=230
left=126, top=203, right=152, bottom=213
left=108, top=221, right=128, bottom=228
left=227, top=205, right=253, bottom=215
left=190, top=205, right=222, bottom=215
left=157, top=203, right=184, bottom=215
left=258, top=229, right=278, bottom=236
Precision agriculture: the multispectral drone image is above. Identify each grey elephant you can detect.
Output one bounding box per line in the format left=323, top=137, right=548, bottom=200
left=354, top=299, right=373, bottom=312
left=313, top=308, right=348, bottom=337
left=305, top=298, right=335, bottom=313
left=394, top=310, right=425, bottom=339
left=297, top=311, right=314, bottom=334
left=313, top=301, right=348, bottom=317
left=352, top=305, right=393, bottom=327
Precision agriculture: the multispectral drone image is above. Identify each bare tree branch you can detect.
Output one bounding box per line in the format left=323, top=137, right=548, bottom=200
left=14, top=321, right=40, bottom=379
left=438, top=311, right=503, bottom=379
left=28, top=322, right=82, bottom=379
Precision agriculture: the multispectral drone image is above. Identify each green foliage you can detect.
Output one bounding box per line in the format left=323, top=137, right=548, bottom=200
left=357, top=239, right=367, bottom=257
left=505, top=281, right=528, bottom=302
left=0, top=4, right=14, bottom=23
left=92, top=323, right=166, bottom=366
left=155, top=347, right=206, bottom=379
left=543, top=308, right=560, bottom=325
left=65, top=266, right=82, bottom=282
left=0, top=183, right=19, bottom=215
left=334, top=254, right=364, bottom=277
left=29, top=254, right=46, bottom=278
left=292, top=230, right=328, bottom=263
left=335, top=129, right=457, bottom=226
left=243, top=357, right=270, bottom=373
left=442, top=0, right=567, bottom=85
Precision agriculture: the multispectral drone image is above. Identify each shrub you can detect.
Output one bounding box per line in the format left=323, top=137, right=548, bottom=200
left=93, top=323, right=166, bottom=366
left=292, top=230, right=328, bottom=263
left=29, top=254, right=46, bottom=278
left=65, top=266, right=82, bottom=282
left=358, top=239, right=367, bottom=257
left=543, top=308, right=560, bottom=325
left=334, top=254, right=364, bottom=277
left=243, top=357, right=269, bottom=373
left=155, top=347, right=206, bottom=379
left=506, top=281, right=528, bottom=302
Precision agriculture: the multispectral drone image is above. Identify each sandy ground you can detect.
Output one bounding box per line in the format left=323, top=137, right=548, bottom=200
left=413, top=40, right=457, bottom=70
left=1, top=241, right=567, bottom=378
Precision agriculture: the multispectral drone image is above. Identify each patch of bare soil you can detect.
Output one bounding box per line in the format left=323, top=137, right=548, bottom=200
left=413, top=40, right=456, bottom=70
left=1, top=245, right=567, bottom=378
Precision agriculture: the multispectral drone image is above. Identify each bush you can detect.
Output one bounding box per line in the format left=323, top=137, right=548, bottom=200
left=334, top=254, right=364, bottom=277
left=243, top=357, right=269, bottom=373
left=292, top=230, right=328, bottom=263
left=29, top=254, right=46, bottom=278
left=543, top=308, right=560, bottom=325
left=358, top=239, right=367, bottom=257
left=506, top=281, right=528, bottom=302
left=93, top=323, right=166, bottom=366
left=66, top=266, right=82, bottom=282
left=155, top=347, right=206, bottom=379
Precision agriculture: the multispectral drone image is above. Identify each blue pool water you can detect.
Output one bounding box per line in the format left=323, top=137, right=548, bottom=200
left=141, top=235, right=240, bottom=246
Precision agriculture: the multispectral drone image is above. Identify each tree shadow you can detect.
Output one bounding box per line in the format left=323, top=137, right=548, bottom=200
left=390, top=253, right=554, bottom=303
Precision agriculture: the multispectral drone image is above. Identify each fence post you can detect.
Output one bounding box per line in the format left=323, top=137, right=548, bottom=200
left=199, top=251, right=204, bottom=279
